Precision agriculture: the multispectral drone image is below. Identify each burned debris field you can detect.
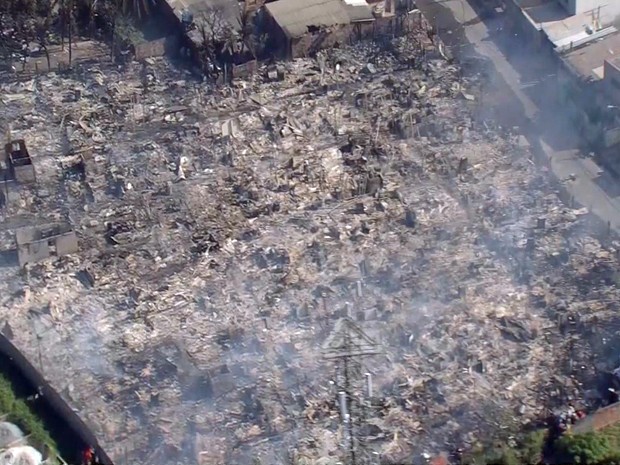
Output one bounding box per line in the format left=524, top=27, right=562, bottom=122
left=1, top=19, right=620, bottom=465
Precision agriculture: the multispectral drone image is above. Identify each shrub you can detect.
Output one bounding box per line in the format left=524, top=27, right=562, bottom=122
left=461, top=445, right=520, bottom=465
left=556, top=432, right=613, bottom=464
left=597, top=453, right=620, bottom=465
left=490, top=447, right=520, bottom=465
left=519, top=429, right=548, bottom=465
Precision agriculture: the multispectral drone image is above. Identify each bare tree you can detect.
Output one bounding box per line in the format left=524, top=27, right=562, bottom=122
left=55, top=0, right=77, bottom=65
left=0, top=0, right=37, bottom=17
left=66, top=0, right=75, bottom=65
left=195, top=6, right=236, bottom=78
left=244, top=29, right=268, bottom=61
left=82, top=0, right=98, bottom=37
left=0, top=0, right=40, bottom=68
left=94, top=0, right=121, bottom=58
left=120, top=0, right=151, bottom=20
left=18, top=17, right=34, bottom=71
left=196, top=6, right=233, bottom=51
left=59, top=0, right=66, bottom=49
left=34, top=0, right=59, bottom=70
left=238, top=3, right=250, bottom=56
left=34, top=17, right=51, bottom=69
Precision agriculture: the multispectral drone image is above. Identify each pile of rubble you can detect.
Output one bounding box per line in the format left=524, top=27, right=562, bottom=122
left=0, top=25, right=619, bottom=465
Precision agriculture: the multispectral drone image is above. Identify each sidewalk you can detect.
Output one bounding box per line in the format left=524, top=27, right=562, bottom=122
left=416, top=0, right=620, bottom=233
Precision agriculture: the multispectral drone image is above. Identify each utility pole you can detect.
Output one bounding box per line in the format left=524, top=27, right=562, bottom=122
left=322, top=314, right=382, bottom=465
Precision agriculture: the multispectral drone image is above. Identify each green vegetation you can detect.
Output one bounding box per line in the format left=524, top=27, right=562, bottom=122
left=461, top=430, right=548, bottom=465
left=0, top=374, right=57, bottom=456
left=555, top=426, right=620, bottom=465
left=464, top=445, right=520, bottom=465
left=461, top=427, right=620, bottom=465
left=556, top=432, right=614, bottom=464
left=519, top=430, right=548, bottom=465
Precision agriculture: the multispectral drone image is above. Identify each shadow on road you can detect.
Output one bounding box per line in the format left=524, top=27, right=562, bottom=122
left=417, top=0, right=620, bottom=206
left=458, top=0, right=588, bottom=153
left=595, top=172, right=620, bottom=198
left=417, top=0, right=532, bottom=129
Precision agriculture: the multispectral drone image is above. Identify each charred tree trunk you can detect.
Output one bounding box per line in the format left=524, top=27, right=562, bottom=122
left=68, top=0, right=73, bottom=66
left=43, top=44, right=50, bottom=70
left=60, top=0, right=66, bottom=50
left=110, top=16, right=116, bottom=59
left=89, top=9, right=95, bottom=38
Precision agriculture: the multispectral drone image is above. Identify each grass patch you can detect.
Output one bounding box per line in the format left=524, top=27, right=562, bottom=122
left=461, top=430, right=549, bottom=465
left=597, top=424, right=620, bottom=450
left=556, top=432, right=614, bottom=464
left=0, top=373, right=58, bottom=457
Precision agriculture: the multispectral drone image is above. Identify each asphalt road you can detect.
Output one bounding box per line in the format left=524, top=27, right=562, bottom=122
left=416, top=0, right=620, bottom=234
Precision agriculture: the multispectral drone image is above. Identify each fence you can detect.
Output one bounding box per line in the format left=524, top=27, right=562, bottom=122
left=573, top=402, right=620, bottom=433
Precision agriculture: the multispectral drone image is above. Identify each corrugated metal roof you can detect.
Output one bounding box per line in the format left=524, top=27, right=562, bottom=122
left=265, top=0, right=370, bottom=39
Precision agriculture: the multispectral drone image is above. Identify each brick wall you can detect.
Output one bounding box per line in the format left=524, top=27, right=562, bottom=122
left=573, top=403, right=620, bottom=433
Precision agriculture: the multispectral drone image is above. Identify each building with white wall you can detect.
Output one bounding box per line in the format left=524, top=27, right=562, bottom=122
left=503, top=0, right=620, bottom=148
left=556, top=0, right=620, bottom=17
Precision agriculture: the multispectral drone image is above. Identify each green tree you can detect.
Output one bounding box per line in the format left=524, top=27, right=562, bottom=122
left=520, top=429, right=548, bottom=465
left=461, top=445, right=520, bottom=465
left=557, top=433, right=614, bottom=464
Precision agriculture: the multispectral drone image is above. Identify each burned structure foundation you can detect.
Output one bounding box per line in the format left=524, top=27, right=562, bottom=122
left=15, top=225, right=79, bottom=267
left=5, top=140, right=35, bottom=184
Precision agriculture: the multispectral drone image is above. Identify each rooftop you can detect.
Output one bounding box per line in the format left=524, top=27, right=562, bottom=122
left=512, top=0, right=617, bottom=50
left=343, top=0, right=375, bottom=22
left=265, top=0, right=373, bottom=39
left=514, top=0, right=569, bottom=27
left=344, top=5, right=375, bottom=22
left=543, top=21, right=617, bottom=52
left=561, top=31, right=620, bottom=80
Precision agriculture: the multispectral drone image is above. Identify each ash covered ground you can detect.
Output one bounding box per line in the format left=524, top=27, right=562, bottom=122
left=1, top=25, right=619, bottom=465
